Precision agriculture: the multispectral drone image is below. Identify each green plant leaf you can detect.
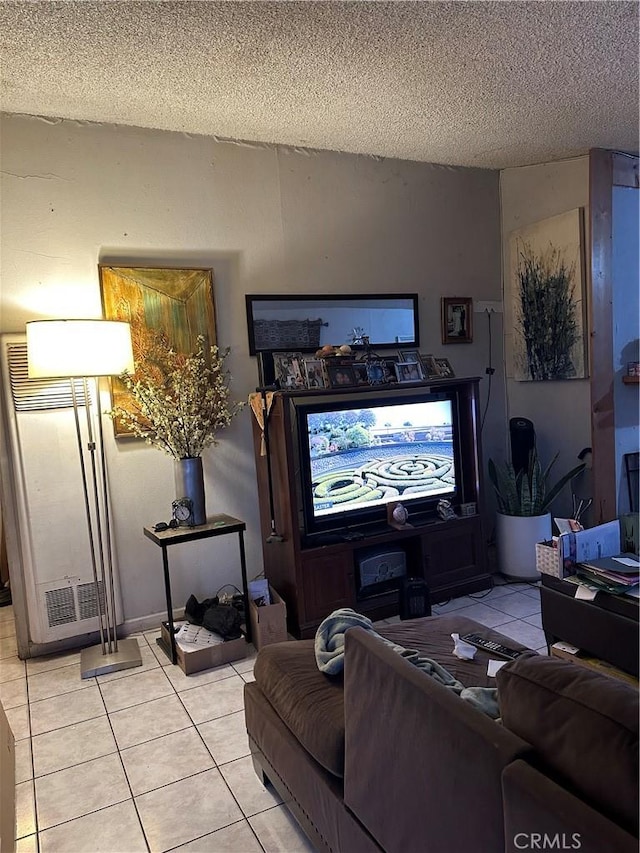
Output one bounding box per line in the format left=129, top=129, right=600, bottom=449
left=489, top=449, right=585, bottom=517
left=489, top=459, right=521, bottom=515
left=540, top=452, right=559, bottom=485
left=520, top=476, right=532, bottom=515
left=541, top=462, right=587, bottom=512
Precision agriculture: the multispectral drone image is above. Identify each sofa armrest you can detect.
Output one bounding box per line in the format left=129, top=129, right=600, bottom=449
left=343, top=627, right=531, bottom=853
left=503, top=760, right=638, bottom=853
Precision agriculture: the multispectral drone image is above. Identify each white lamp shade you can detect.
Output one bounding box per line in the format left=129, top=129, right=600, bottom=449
left=26, top=319, right=134, bottom=379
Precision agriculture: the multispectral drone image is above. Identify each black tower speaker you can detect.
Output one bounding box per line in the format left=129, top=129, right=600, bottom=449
left=510, top=417, right=536, bottom=475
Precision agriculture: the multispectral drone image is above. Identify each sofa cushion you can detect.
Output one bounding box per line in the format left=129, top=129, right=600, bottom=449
left=253, top=639, right=346, bottom=777
left=377, top=613, right=533, bottom=688
left=496, top=654, right=639, bottom=835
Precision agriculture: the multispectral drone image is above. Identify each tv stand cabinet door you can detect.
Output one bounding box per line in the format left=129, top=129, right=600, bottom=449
left=301, top=551, right=354, bottom=626
left=422, top=517, right=489, bottom=601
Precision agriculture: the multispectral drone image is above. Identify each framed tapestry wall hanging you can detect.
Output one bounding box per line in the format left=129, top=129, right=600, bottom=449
left=99, top=265, right=216, bottom=436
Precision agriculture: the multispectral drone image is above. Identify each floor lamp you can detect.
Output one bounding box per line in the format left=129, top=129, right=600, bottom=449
left=26, top=319, right=143, bottom=679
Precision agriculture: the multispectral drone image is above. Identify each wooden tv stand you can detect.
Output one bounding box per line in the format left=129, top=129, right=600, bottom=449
left=251, top=378, right=490, bottom=638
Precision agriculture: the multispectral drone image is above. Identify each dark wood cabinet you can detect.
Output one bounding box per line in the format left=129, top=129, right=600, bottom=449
left=301, top=551, right=353, bottom=624
left=251, top=377, right=490, bottom=638
left=422, top=516, right=488, bottom=602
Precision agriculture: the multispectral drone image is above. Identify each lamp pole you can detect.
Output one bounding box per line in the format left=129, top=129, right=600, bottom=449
left=26, top=319, right=142, bottom=678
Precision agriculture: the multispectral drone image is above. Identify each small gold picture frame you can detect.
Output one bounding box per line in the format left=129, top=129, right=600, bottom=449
left=419, top=354, right=441, bottom=379
left=434, top=357, right=455, bottom=378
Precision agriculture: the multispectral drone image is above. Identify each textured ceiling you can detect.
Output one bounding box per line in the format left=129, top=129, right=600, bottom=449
left=1, top=1, right=638, bottom=169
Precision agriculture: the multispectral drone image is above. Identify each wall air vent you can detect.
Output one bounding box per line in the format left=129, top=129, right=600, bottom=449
left=6, top=341, right=91, bottom=412
left=44, top=587, right=76, bottom=627
left=77, top=581, right=106, bottom=621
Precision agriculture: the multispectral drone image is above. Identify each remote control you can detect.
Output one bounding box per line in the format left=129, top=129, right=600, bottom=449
left=459, top=633, right=524, bottom=661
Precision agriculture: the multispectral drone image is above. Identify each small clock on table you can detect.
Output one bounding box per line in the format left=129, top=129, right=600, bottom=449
left=172, top=497, right=194, bottom=527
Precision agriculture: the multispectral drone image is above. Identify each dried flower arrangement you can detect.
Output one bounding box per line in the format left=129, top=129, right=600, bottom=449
left=109, top=333, right=244, bottom=459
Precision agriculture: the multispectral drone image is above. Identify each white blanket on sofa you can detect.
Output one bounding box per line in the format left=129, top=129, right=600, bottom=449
left=314, top=608, right=500, bottom=719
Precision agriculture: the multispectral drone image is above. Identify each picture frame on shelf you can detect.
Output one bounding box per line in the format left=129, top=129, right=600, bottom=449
left=302, top=358, right=327, bottom=389
left=398, top=349, right=421, bottom=364
left=434, top=357, right=455, bottom=378
left=257, top=352, right=276, bottom=388
left=366, top=361, right=387, bottom=385
left=352, top=362, right=370, bottom=386
left=441, top=297, right=473, bottom=344
left=382, top=356, right=400, bottom=383
left=273, top=352, right=306, bottom=389
left=394, top=361, right=424, bottom=383
left=327, top=363, right=358, bottom=388
left=419, top=354, right=441, bottom=379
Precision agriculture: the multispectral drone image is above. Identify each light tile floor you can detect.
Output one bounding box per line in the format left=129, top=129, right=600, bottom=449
left=0, top=576, right=545, bottom=852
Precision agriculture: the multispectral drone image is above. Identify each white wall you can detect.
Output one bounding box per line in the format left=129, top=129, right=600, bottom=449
left=500, top=157, right=592, bottom=518
left=612, top=185, right=640, bottom=513
left=0, top=113, right=503, bottom=645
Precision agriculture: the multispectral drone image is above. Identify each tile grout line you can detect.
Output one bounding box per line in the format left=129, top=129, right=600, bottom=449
left=96, top=670, right=152, bottom=853
left=22, top=644, right=39, bottom=846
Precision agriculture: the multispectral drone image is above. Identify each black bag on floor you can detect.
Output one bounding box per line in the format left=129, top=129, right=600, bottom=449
left=202, top=604, right=242, bottom=640
left=185, top=594, right=218, bottom=625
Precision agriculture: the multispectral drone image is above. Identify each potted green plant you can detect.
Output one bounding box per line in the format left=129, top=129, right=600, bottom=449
left=488, top=450, right=585, bottom=580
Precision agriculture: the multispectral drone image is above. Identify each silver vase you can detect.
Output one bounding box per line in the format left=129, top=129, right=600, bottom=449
left=174, top=457, right=207, bottom=526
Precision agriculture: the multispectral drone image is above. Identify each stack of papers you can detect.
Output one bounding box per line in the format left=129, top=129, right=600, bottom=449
left=175, top=622, right=224, bottom=651
left=557, top=520, right=639, bottom=598
left=577, top=553, right=639, bottom=596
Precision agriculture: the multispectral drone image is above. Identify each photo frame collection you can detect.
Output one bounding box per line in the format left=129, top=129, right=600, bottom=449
left=271, top=349, right=455, bottom=390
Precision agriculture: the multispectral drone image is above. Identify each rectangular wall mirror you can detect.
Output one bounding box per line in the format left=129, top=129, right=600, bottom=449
left=246, top=294, right=419, bottom=355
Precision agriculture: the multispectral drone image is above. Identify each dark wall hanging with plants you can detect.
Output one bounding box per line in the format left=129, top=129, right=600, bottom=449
left=508, top=208, right=587, bottom=381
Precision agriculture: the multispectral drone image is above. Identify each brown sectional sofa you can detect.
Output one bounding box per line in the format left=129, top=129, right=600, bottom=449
left=244, top=614, right=638, bottom=853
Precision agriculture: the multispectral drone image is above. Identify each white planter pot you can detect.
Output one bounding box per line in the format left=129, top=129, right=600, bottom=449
left=496, top=512, right=551, bottom=581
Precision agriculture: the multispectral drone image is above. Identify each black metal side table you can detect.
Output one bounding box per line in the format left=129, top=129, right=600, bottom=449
left=144, top=514, right=250, bottom=665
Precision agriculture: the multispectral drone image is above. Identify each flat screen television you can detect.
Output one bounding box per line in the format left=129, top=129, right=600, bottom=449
left=293, top=388, right=462, bottom=539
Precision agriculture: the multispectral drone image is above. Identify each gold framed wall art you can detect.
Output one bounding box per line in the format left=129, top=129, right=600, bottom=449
left=99, top=265, right=216, bottom=436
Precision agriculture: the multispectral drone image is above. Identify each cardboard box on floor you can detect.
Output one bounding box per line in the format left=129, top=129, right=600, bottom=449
left=161, top=622, right=247, bottom=675
left=249, top=585, right=287, bottom=651
left=550, top=642, right=638, bottom=686
left=0, top=699, right=15, bottom=853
